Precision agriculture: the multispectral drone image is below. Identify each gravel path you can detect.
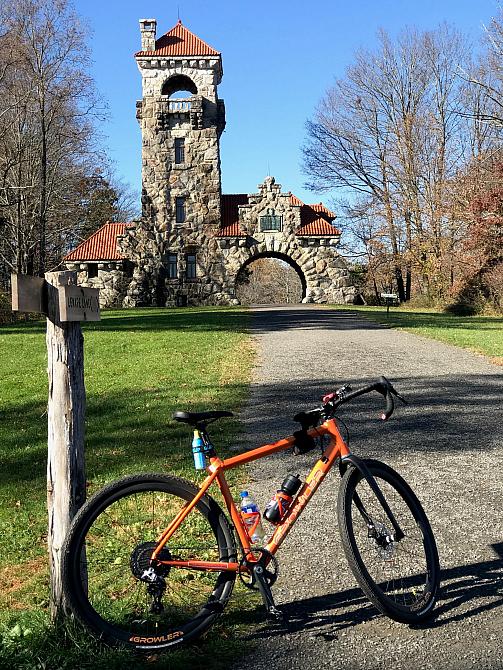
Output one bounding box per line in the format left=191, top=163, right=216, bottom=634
left=230, top=306, right=503, bottom=670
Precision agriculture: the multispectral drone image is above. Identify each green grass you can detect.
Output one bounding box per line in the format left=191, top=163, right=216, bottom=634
left=0, top=306, right=258, bottom=669
left=340, top=305, right=503, bottom=362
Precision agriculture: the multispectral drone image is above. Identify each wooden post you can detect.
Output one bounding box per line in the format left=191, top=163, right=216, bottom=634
left=45, top=271, right=87, bottom=620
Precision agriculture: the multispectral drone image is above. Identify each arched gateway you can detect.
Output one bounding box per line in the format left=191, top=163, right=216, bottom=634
left=64, top=20, right=355, bottom=307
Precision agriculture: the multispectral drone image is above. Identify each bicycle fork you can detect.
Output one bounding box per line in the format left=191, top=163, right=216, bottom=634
left=340, top=455, right=405, bottom=542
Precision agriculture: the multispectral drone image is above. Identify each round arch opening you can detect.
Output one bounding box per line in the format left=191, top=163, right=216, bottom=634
left=161, top=74, right=198, bottom=98
left=235, top=252, right=306, bottom=305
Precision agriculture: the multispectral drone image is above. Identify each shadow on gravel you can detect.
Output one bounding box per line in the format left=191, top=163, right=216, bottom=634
left=240, top=373, right=503, bottom=456
left=247, top=308, right=383, bottom=334
left=234, top=555, right=503, bottom=641
left=426, top=555, right=503, bottom=627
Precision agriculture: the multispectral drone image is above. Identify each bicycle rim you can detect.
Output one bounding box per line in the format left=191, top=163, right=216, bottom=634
left=339, top=460, right=439, bottom=623
left=63, top=475, right=236, bottom=650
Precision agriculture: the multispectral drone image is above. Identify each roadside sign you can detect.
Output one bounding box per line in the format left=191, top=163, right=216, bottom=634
left=380, top=293, right=398, bottom=299
left=11, top=274, right=47, bottom=314
left=58, top=285, right=100, bottom=322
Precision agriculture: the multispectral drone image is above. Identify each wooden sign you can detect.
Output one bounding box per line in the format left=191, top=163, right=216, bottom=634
left=58, top=285, right=100, bottom=322
left=11, top=274, right=47, bottom=314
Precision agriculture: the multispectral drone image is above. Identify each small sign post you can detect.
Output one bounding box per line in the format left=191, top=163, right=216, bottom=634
left=11, top=272, right=100, bottom=620
left=380, top=292, right=399, bottom=317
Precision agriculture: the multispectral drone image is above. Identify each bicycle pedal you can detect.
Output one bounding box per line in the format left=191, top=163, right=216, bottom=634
left=267, top=606, right=286, bottom=621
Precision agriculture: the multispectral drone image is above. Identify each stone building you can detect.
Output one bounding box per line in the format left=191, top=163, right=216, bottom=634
left=64, top=19, right=355, bottom=307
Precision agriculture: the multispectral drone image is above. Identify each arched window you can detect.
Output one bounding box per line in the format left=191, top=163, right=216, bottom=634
left=161, top=74, right=197, bottom=98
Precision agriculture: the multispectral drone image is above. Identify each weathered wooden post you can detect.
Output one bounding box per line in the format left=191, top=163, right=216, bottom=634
left=11, top=271, right=100, bottom=620
left=46, top=271, right=86, bottom=619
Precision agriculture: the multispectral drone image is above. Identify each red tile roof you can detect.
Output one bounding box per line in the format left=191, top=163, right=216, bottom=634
left=296, top=216, right=340, bottom=236
left=310, top=202, right=337, bottom=220
left=136, top=20, right=220, bottom=57
left=217, top=194, right=248, bottom=237
left=290, top=195, right=339, bottom=235
left=289, top=194, right=304, bottom=207
left=64, top=222, right=132, bottom=261
left=217, top=193, right=339, bottom=237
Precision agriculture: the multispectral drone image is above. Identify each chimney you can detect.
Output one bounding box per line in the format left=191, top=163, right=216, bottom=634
left=139, top=19, right=157, bottom=52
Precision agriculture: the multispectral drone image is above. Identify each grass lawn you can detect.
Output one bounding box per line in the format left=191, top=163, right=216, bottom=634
left=0, top=306, right=258, bottom=670
left=339, top=305, right=503, bottom=364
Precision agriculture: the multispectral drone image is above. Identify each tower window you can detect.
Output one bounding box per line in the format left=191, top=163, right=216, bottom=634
left=175, top=138, right=185, bottom=164
left=186, top=254, right=197, bottom=279
left=167, top=253, right=178, bottom=279
left=260, top=211, right=283, bottom=232
left=175, top=197, right=186, bottom=223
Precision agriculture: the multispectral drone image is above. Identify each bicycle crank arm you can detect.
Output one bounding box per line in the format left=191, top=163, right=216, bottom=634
left=253, top=565, right=283, bottom=620
left=340, top=455, right=405, bottom=542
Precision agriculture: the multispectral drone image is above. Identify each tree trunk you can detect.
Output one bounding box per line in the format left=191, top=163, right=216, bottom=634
left=45, top=271, right=87, bottom=621
left=38, top=99, right=48, bottom=276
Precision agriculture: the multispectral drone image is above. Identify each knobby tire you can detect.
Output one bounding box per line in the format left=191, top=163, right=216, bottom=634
left=62, top=474, right=236, bottom=652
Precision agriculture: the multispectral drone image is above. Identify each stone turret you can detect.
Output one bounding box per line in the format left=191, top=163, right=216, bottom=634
left=122, top=19, right=227, bottom=306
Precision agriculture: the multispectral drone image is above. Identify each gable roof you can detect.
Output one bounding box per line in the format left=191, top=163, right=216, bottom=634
left=64, top=222, right=132, bottom=261
left=135, top=20, right=220, bottom=57
left=216, top=194, right=340, bottom=237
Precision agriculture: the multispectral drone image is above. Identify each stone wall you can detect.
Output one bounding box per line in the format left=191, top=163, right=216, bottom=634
left=70, top=25, right=356, bottom=309
left=65, top=262, right=132, bottom=308
left=216, top=177, right=356, bottom=305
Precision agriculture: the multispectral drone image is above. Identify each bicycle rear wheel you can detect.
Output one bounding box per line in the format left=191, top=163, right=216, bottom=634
left=338, top=459, right=439, bottom=624
left=62, top=474, right=236, bottom=652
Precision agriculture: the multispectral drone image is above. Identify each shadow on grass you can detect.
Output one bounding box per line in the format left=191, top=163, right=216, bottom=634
left=358, top=308, right=503, bottom=332
left=0, top=381, right=248, bottom=491
left=0, top=307, right=250, bottom=337
left=2, top=366, right=502, bottom=494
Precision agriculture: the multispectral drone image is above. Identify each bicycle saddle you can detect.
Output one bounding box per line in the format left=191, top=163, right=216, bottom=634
left=173, top=410, right=233, bottom=426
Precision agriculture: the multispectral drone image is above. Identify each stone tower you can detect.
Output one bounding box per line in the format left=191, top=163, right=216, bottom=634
left=66, top=18, right=356, bottom=307
left=122, top=19, right=227, bottom=306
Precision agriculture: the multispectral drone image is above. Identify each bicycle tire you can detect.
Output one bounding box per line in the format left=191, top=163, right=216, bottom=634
left=62, top=474, right=237, bottom=652
left=338, top=459, right=439, bottom=624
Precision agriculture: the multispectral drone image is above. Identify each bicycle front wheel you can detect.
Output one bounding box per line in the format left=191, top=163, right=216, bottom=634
left=338, top=459, right=439, bottom=624
left=62, top=474, right=237, bottom=652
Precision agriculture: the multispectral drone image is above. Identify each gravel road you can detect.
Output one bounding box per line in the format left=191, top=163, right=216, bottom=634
left=230, top=306, right=503, bottom=670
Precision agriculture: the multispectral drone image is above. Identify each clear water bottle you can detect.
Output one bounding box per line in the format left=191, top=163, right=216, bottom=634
left=239, top=491, right=265, bottom=544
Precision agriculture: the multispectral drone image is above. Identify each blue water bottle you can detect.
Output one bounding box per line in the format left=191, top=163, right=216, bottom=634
left=192, top=430, right=206, bottom=470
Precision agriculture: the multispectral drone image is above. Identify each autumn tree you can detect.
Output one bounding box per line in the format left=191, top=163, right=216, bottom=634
left=303, top=24, right=499, bottom=304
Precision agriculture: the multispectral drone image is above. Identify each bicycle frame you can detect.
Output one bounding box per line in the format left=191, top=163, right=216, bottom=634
left=151, top=417, right=351, bottom=573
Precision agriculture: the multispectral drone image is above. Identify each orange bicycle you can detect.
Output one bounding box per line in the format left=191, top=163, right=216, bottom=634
left=62, top=376, right=440, bottom=652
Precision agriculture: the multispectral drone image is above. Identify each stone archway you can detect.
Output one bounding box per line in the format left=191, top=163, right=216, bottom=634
left=235, top=251, right=306, bottom=304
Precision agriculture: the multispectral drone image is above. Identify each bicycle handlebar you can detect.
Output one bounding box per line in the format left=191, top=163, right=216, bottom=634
left=295, top=376, right=407, bottom=428
left=326, top=376, right=407, bottom=421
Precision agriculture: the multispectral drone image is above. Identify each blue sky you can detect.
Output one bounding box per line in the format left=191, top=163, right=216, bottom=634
left=75, top=0, right=500, bottom=207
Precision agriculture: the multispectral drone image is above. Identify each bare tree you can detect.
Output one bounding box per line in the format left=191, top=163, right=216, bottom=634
left=0, top=0, right=107, bottom=281
left=304, top=24, right=482, bottom=304
left=236, top=258, right=303, bottom=304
